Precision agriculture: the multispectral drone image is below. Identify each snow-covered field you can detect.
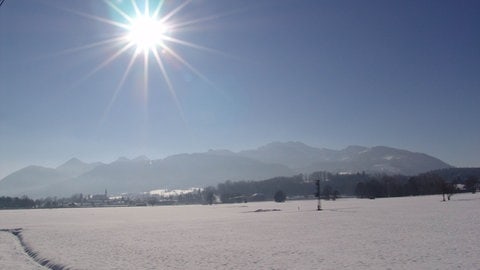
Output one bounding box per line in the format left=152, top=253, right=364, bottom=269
left=1, top=193, right=479, bottom=270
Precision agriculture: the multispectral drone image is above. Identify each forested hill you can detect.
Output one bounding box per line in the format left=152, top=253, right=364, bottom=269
left=428, top=167, right=480, bottom=182
left=208, top=169, right=479, bottom=203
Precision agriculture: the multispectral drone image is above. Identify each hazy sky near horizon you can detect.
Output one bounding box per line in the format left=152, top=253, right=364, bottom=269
left=1, top=0, right=479, bottom=178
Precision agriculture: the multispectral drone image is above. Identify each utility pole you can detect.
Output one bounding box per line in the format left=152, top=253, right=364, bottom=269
left=315, top=173, right=322, bottom=211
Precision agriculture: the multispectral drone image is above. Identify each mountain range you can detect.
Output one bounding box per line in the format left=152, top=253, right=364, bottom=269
left=0, top=142, right=451, bottom=198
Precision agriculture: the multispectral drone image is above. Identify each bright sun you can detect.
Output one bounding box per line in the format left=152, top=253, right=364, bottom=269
left=66, top=0, right=221, bottom=123
left=127, top=16, right=167, bottom=53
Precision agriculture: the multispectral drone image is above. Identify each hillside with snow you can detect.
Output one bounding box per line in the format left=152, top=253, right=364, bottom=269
left=0, top=142, right=451, bottom=198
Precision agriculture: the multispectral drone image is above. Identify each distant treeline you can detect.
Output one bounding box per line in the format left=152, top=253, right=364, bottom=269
left=210, top=175, right=314, bottom=203
left=429, top=167, right=480, bottom=182
left=206, top=168, right=480, bottom=203
left=0, top=196, right=35, bottom=209
left=1, top=168, right=479, bottom=209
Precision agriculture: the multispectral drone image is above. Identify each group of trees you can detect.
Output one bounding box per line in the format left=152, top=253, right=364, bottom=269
left=205, top=168, right=480, bottom=204
left=274, top=190, right=286, bottom=202
left=205, top=172, right=376, bottom=204
left=204, top=173, right=347, bottom=204
left=209, top=174, right=314, bottom=203
left=353, top=173, right=456, bottom=199
left=0, top=196, right=35, bottom=209
left=354, top=171, right=479, bottom=199
left=464, top=176, right=479, bottom=193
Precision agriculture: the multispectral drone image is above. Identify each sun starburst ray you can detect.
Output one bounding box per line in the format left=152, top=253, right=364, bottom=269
left=60, top=5, right=130, bottom=30
left=130, top=0, right=142, bottom=17
left=32, top=36, right=126, bottom=63
left=143, top=50, right=150, bottom=103
left=151, top=0, right=165, bottom=19
left=164, top=35, right=251, bottom=64
left=100, top=53, right=138, bottom=125
left=144, top=0, right=150, bottom=17
left=152, top=50, right=176, bottom=101
left=151, top=48, right=187, bottom=123
left=161, top=46, right=213, bottom=86
left=104, top=0, right=135, bottom=24
left=160, top=0, right=191, bottom=24
left=75, top=43, right=134, bottom=88
left=162, top=36, right=230, bottom=57
left=49, top=36, right=126, bottom=57
left=169, top=8, right=248, bottom=30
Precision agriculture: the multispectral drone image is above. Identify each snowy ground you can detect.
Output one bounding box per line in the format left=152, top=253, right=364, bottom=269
left=1, top=193, right=479, bottom=270
left=0, top=231, right=46, bottom=270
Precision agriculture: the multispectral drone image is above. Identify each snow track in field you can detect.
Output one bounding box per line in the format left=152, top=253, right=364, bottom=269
left=0, top=228, right=69, bottom=270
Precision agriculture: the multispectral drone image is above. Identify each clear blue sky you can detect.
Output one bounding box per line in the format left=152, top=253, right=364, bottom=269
left=1, top=0, right=479, bottom=178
